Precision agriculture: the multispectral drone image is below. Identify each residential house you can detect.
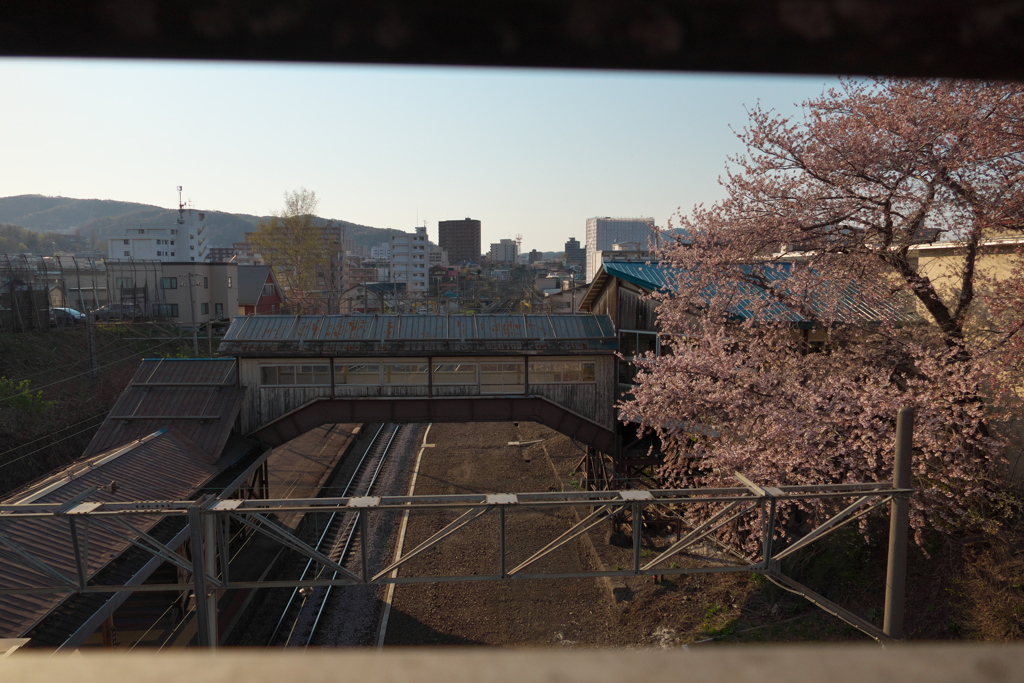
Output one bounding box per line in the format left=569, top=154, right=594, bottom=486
left=145, top=261, right=239, bottom=324
left=237, top=265, right=284, bottom=315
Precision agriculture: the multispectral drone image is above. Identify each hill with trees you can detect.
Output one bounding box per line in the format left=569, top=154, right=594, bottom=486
left=0, top=195, right=404, bottom=252
left=0, top=224, right=86, bottom=255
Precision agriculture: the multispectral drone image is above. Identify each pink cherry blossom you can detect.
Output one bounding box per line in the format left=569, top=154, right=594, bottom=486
left=621, top=79, right=1024, bottom=547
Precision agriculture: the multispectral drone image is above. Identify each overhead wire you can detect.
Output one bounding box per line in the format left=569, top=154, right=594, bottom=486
left=0, top=410, right=109, bottom=461
left=0, top=334, right=188, bottom=404
left=0, top=420, right=108, bottom=471
left=2, top=325, right=189, bottom=383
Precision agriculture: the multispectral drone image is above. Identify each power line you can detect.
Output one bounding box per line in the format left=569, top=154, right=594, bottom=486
left=0, top=411, right=109, bottom=461
left=0, top=420, right=107, bottom=472
left=2, top=329, right=191, bottom=383
left=0, top=335, right=188, bottom=404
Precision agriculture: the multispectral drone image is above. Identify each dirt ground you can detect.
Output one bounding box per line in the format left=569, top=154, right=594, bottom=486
left=383, top=422, right=617, bottom=646
left=380, top=422, right=1024, bottom=647
left=379, top=421, right=844, bottom=648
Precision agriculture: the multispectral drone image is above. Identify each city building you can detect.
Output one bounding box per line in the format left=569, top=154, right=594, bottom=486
left=107, top=198, right=209, bottom=263
left=489, top=238, right=518, bottom=264
left=428, top=245, right=449, bottom=267
left=590, top=242, right=656, bottom=278
left=207, top=247, right=236, bottom=263
left=390, top=226, right=429, bottom=294
left=585, top=217, right=656, bottom=282
left=564, top=237, right=585, bottom=269
left=229, top=238, right=261, bottom=266
left=438, top=218, right=482, bottom=264
left=341, top=255, right=378, bottom=293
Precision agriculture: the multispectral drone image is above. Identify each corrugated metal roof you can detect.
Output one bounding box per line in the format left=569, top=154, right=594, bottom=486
left=218, top=314, right=618, bottom=356
left=83, top=358, right=243, bottom=461
left=591, top=260, right=920, bottom=328
left=0, top=430, right=220, bottom=638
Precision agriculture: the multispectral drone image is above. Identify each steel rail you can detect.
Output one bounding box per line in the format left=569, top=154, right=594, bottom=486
left=266, top=423, right=390, bottom=646
left=305, top=424, right=401, bottom=646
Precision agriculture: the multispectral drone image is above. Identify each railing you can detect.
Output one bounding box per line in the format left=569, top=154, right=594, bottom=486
left=1, top=407, right=917, bottom=649
left=0, top=479, right=910, bottom=646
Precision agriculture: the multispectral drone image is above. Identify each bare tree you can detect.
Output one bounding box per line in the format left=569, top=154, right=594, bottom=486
left=250, top=188, right=341, bottom=314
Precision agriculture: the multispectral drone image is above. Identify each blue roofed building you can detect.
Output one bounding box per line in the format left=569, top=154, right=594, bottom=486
left=579, top=259, right=920, bottom=388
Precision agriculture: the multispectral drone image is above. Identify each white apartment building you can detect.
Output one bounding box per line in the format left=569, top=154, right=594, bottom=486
left=585, top=216, right=656, bottom=282
left=428, top=245, right=449, bottom=267
left=489, top=238, right=518, bottom=264
left=370, top=244, right=391, bottom=260
left=390, top=226, right=429, bottom=294
left=107, top=204, right=210, bottom=263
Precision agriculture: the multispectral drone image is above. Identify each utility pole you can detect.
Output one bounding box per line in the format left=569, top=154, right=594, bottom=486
left=179, top=272, right=199, bottom=356
left=87, top=318, right=98, bottom=379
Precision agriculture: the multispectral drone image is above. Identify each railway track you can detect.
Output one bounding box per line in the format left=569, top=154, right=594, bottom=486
left=268, top=423, right=403, bottom=647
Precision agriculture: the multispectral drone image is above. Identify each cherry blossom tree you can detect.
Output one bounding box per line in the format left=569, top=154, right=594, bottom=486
left=621, top=79, right=1024, bottom=542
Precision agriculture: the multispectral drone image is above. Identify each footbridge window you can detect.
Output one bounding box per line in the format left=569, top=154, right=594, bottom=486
left=384, top=363, right=429, bottom=386
left=432, top=361, right=478, bottom=385
left=260, top=363, right=330, bottom=386
left=480, top=362, right=525, bottom=394
left=529, top=361, right=596, bottom=383
left=335, top=363, right=381, bottom=385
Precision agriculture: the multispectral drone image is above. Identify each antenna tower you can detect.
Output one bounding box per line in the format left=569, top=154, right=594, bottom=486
left=176, top=185, right=185, bottom=225
left=516, top=234, right=523, bottom=252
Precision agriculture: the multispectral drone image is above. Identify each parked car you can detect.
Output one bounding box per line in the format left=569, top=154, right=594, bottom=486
left=49, top=307, right=86, bottom=327
left=92, top=303, right=140, bottom=322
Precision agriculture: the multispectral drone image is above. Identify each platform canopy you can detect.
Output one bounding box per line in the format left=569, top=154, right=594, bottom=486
left=218, top=314, right=618, bottom=357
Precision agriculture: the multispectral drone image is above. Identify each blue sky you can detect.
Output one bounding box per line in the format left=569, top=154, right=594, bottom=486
left=0, top=58, right=840, bottom=251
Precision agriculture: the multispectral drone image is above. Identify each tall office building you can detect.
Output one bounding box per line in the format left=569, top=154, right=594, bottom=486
left=438, top=218, right=482, bottom=264
left=585, top=217, right=656, bottom=281
left=564, top=237, right=585, bottom=269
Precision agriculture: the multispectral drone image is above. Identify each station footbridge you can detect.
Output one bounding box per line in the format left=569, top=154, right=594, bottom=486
left=221, top=313, right=621, bottom=453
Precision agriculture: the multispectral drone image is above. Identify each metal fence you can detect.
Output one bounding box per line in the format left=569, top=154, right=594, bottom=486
left=0, top=255, right=169, bottom=332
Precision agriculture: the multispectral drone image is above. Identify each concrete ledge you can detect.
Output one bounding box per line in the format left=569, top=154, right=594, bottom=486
left=4, top=646, right=1023, bottom=682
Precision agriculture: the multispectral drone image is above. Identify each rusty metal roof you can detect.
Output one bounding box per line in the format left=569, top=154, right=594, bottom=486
left=0, top=429, right=220, bottom=638
left=83, top=358, right=244, bottom=461
left=217, top=314, right=617, bottom=356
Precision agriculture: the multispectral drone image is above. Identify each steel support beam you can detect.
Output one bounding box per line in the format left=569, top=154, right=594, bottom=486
left=188, top=504, right=216, bottom=648
left=250, top=395, right=618, bottom=454
left=3, top=478, right=916, bottom=648
left=884, top=406, right=914, bottom=640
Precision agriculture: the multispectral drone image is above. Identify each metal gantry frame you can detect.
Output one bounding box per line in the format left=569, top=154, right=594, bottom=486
left=0, top=479, right=909, bottom=645
left=1, top=410, right=917, bottom=648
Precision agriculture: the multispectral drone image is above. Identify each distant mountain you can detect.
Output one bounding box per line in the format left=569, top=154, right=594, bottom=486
left=0, top=195, right=404, bottom=251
